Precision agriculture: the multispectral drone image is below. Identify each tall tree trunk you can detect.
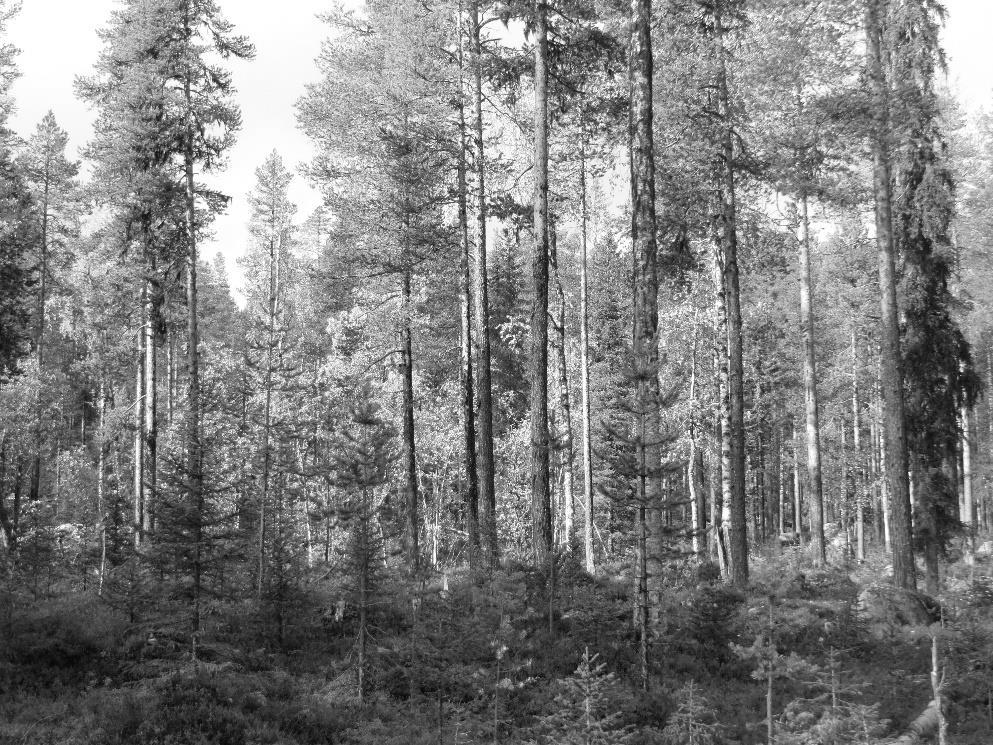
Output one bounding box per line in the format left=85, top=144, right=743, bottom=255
left=530, top=0, right=552, bottom=564
left=258, top=229, right=282, bottom=600
left=578, top=130, right=595, bottom=574
left=456, top=25, right=481, bottom=565
left=712, top=2, right=748, bottom=585
left=133, top=303, right=145, bottom=551
left=550, top=224, right=575, bottom=548
left=183, top=6, right=206, bottom=633
left=97, top=380, right=107, bottom=596
left=962, top=402, right=975, bottom=555
left=777, top=424, right=786, bottom=536
left=770, top=411, right=781, bottom=540
left=798, top=194, right=825, bottom=565
left=689, top=312, right=706, bottom=559
left=400, top=267, right=420, bottom=571
left=167, top=331, right=175, bottom=429
left=713, top=2, right=748, bottom=586
left=630, top=0, right=661, bottom=688
left=29, top=168, right=50, bottom=504
left=866, top=0, right=916, bottom=591
left=852, top=328, right=865, bottom=562
left=0, top=437, right=13, bottom=551
left=470, top=0, right=498, bottom=566
left=713, top=272, right=733, bottom=574
left=142, top=262, right=156, bottom=539
left=792, top=419, right=804, bottom=544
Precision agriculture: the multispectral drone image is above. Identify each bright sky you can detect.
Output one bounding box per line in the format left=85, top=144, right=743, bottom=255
left=8, top=0, right=334, bottom=295
left=6, top=0, right=992, bottom=296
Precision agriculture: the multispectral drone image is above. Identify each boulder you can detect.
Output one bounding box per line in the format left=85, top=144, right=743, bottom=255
left=857, top=584, right=940, bottom=627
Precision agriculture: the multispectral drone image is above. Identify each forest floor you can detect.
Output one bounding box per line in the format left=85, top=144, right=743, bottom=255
left=2, top=543, right=992, bottom=744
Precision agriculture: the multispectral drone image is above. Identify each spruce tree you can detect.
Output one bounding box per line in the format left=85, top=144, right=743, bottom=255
left=889, top=0, right=980, bottom=594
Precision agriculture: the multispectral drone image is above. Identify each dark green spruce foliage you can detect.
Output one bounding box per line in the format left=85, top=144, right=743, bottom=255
left=889, top=0, right=980, bottom=586
left=0, top=155, right=36, bottom=381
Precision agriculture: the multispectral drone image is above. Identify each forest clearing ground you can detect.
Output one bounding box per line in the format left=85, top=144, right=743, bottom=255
left=2, top=546, right=993, bottom=744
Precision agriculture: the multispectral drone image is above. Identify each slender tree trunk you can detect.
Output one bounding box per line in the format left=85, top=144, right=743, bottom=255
left=873, top=371, right=891, bottom=548
left=167, top=332, right=175, bottom=429
left=841, top=419, right=851, bottom=559
left=142, top=262, right=156, bottom=538
left=97, top=380, right=107, bottom=595
left=578, top=131, right=595, bottom=574
left=777, top=425, right=786, bottom=536
left=0, top=438, right=12, bottom=551
left=550, top=225, right=575, bottom=549
left=357, top=501, right=369, bottom=702
left=770, top=412, right=781, bottom=540
left=456, top=26, right=481, bottom=565
left=852, top=328, right=865, bottom=562
left=792, top=419, right=804, bottom=544
left=470, top=0, right=498, bottom=566
left=798, top=194, right=825, bottom=565
left=183, top=8, right=206, bottom=634
left=133, top=308, right=145, bottom=551
left=401, top=267, right=420, bottom=571
left=866, top=0, right=916, bottom=591
left=710, top=440, right=723, bottom=566
left=689, top=313, right=706, bottom=559
left=713, top=282, right=733, bottom=575
left=962, top=403, right=975, bottom=555
left=29, top=171, right=50, bottom=504
left=629, top=0, right=661, bottom=687
left=713, top=2, right=748, bottom=585
left=258, top=228, right=282, bottom=600
left=630, top=0, right=663, bottom=674
left=530, top=0, right=552, bottom=564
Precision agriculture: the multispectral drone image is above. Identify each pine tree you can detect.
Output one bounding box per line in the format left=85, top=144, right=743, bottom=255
left=661, top=681, right=723, bottom=745
left=20, top=112, right=80, bottom=506
left=80, top=0, right=252, bottom=630
left=240, top=152, right=306, bottom=628
left=332, top=383, right=396, bottom=702
left=299, top=0, right=457, bottom=572
left=527, top=648, right=637, bottom=745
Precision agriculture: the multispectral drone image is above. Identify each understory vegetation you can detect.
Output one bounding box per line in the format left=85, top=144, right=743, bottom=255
left=3, top=0, right=993, bottom=741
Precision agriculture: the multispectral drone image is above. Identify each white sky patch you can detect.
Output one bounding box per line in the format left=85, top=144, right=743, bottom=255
left=6, top=0, right=993, bottom=295
left=8, top=0, right=338, bottom=296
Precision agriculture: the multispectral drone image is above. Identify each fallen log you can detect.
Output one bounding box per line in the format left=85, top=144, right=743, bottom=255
left=889, top=700, right=940, bottom=744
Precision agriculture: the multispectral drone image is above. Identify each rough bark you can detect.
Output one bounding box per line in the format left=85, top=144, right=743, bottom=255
left=456, top=10, right=480, bottom=565
left=689, top=314, right=706, bottom=559
left=712, top=2, right=748, bottom=585
left=792, top=419, right=804, bottom=544
left=961, top=402, right=974, bottom=552
left=29, top=162, right=50, bottom=505
left=183, top=5, right=206, bottom=632
left=798, top=194, right=825, bottom=565
left=142, top=263, right=156, bottom=539
left=578, top=132, right=595, bottom=574
left=629, top=0, right=660, bottom=688
left=0, top=438, right=13, bottom=551
left=866, top=0, right=916, bottom=591
left=550, top=225, right=575, bottom=548
left=470, top=0, right=498, bottom=566
left=712, top=259, right=734, bottom=573
left=529, top=0, right=552, bottom=564
left=257, top=226, right=282, bottom=600
left=400, top=267, right=420, bottom=571
left=133, top=300, right=145, bottom=551
left=852, top=328, right=865, bottom=562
